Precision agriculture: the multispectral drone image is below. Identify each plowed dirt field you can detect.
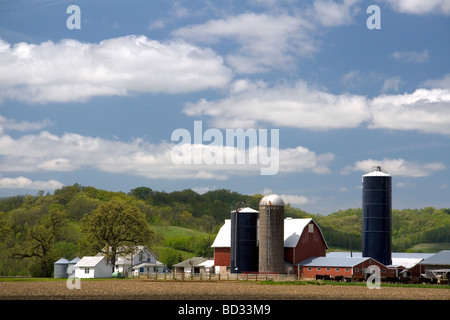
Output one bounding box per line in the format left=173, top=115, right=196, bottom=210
left=0, top=280, right=448, bottom=300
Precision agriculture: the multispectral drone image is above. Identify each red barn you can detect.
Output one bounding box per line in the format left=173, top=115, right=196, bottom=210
left=211, top=217, right=328, bottom=274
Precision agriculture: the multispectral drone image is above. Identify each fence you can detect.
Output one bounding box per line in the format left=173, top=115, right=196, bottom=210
left=129, top=272, right=299, bottom=282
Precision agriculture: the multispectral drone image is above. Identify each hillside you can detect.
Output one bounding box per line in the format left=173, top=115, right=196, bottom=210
left=0, top=184, right=449, bottom=276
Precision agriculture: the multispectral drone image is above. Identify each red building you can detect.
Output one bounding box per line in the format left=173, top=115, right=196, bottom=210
left=299, top=256, right=394, bottom=280
left=211, top=217, right=328, bottom=274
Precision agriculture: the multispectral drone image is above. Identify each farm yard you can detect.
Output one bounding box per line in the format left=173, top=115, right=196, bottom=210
left=0, top=279, right=448, bottom=300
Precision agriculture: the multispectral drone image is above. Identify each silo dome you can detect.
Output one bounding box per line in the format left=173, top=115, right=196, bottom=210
left=259, top=194, right=285, bottom=207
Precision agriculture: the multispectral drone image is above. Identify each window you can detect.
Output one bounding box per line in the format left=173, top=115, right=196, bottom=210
left=307, top=267, right=312, bottom=271
left=326, top=267, right=330, bottom=271
left=335, top=268, right=340, bottom=272
left=355, top=268, right=359, bottom=272
left=308, top=223, right=314, bottom=233
left=84, top=268, right=90, bottom=274
left=317, top=267, right=321, bottom=271
left=345, top=268, right=350, bottom=272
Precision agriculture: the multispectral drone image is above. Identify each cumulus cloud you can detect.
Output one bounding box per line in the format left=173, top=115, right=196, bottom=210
left=172, top=13, right=316, bottom=73
left=281, top=194, right=312, bottom=205
left=0, top=176, right=63, bottom=190
left=341, top=158, right=446, bottom=177
left=0, top=36, right=232, bottom=103
left=312, top=0, right=361, bottom=27
left=369, top=88, right=450, bottom=134
left=184, top=80, right=370, bottom=130
left=184, top=79, right=450, bottom=135
left=380, top=0, right=450, bottom=15
left=0, top=127, right=333, bottom=180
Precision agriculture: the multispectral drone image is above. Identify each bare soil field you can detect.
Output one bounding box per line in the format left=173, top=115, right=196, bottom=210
left=0, top=280, right=449, bottom=300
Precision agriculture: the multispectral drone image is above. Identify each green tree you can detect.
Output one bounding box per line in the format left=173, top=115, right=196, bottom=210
left=9, top=207, right=68, bottom=276
left=80, top=200, right=153, bottom=267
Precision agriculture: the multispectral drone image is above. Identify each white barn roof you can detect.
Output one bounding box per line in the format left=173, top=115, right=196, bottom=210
left=211, top=217, right=327, bottom=248
left=75, top=256, right=107, bottom=267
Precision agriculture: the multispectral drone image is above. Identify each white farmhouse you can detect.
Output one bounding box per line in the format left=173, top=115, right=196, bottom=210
left=112, top=246, right=165, bottom=276
left=74, top=256, right=113, bottom=279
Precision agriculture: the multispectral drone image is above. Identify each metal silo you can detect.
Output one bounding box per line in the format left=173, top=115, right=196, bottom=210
left=230, top=207, right=259, bottom=273
left=362, top=166, right=392, bottom=266
left=54, top=258, right=69, bottom=278
left=258, top=194, right=285, bottom=274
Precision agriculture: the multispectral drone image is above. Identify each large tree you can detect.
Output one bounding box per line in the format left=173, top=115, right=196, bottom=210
left=80, top=199, right=152, bottom=267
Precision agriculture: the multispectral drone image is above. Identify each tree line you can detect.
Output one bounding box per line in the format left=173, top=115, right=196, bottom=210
left=0, top=184, right=448, bottom=276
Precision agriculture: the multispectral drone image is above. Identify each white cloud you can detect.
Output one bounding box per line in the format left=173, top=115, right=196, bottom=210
left=281, top=194, right=312, bottom=205
left=0, top=128, right=333, bottom=180
left=172, top=12, right=316, bottom=74
left=381, top=76, right=401, bottom=92
left=423, top=73, right=450, bottom=90
left=390, top=50, right=429, bottom=63
left=184, top=80, right=370, bottom=130
left=0, top=36, right=232, bottom=103
left=0, top=176, right=63, bottom=190
left=185, top=78, right=450, bottom=135
left=342, top=158, right=446, bottom=177
left=0, top=116, right=52, bottom=133
left=369, top=88, right=450, bottom=134
left=312, top=0, right=361, bottom=27
left=380, top=0, right=450, bottom=15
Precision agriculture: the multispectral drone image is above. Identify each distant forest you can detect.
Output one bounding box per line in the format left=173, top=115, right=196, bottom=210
left=0, top=184, right=449, bottom=276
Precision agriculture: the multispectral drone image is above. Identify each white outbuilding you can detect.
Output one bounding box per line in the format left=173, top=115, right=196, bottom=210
left=74, top=256, right=113, bottom=279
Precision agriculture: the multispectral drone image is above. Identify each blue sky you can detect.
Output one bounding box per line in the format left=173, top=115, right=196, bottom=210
left=0, top=0, right=449, bottom=214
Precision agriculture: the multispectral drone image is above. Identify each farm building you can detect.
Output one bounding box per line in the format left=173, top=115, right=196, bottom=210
left=326, top=252, right=435, bottom=279
left=74, top=256, right=113, bottom=279
left=419, top=250, right=450, bottom=282
left=299, top=256, right=393, bottom=281
left=173, top=257, right=208, bottom=274
left=211, top=216, right=328, bottom=274
left=111, top=245, right=165, bottom=276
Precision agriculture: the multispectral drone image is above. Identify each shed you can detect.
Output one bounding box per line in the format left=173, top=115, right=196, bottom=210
left=418, top=250, right=450, bottom=280
left=74, top=256, right=113, bottom=278
left=173, top=257, right=208, bottom=274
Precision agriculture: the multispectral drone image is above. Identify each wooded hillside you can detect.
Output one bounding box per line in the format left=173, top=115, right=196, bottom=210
left=0, top=184, right=448, bottom=276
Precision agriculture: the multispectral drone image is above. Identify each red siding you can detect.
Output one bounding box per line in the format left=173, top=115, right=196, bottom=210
left=300, top=258, right=393, bottom=280
left=284, top=222, right=327, bottom=265
left=214, top=247, right=230, bottom=266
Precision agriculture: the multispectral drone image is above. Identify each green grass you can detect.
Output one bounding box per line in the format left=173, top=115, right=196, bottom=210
left=407, top=243, right=450, bottom=252
left=149, top=225, right=212, bottom=239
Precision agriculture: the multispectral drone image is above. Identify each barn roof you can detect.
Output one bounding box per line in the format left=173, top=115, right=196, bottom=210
left=327, top=252, right=435, bottom=269
left=419, top=250, right=450, bottom=266
left=300, top=256, right=370, bottom=268
left=75, top=256, right=107, bottom=267
left=211, top=217, right=328, bottom=249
